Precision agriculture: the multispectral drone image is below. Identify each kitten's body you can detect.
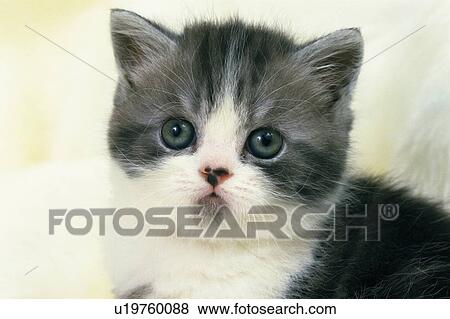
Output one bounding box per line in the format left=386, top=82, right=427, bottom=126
left=108, top=166, right=450, bottom=298
left=106, top=10, right=450, bottom=298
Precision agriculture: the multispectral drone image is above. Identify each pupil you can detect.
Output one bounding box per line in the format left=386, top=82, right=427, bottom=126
left=171, top=124, right=181, bottom=137
left=260, top=132, right=272, bottom=147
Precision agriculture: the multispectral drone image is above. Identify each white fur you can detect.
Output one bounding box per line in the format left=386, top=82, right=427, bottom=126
left=0, top=158, right=112, bottom=297
left=105, top=94, right=315, bottom=298
left=390, top=39, right=450, bottom=210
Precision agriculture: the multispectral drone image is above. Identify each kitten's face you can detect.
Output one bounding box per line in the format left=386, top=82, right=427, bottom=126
left=108, top=10, right=363, bottom=223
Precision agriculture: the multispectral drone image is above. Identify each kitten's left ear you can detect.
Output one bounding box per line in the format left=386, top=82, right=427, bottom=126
left=296, top=28, right=363, bottom=105
left=110, top=9, right=178, bottom=85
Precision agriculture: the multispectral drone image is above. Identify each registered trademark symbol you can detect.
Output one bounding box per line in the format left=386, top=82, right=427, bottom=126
left=379, top=204, right=400, bottom=220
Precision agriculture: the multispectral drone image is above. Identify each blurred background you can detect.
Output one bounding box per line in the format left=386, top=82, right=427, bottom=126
left=0, top=0, right=448, bottom=297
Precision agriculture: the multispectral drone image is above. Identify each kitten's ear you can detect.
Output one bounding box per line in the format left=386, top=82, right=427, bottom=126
left=297, top=28, right=363, bottom=105
left=110, top=9, right=178, bottom=85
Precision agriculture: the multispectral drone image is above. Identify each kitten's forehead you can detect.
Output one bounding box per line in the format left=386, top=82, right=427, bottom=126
left=177, top=21, right=298, bottom=114
left=126, top=21, right=314, bottom=134
left=201, top=94, right=245, bottom=144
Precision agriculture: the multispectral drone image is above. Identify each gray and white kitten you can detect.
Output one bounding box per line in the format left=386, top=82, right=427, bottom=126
left=105, top=9, right=450, bottom=298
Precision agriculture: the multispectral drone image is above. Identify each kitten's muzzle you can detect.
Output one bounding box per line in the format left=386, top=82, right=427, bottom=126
left=200, top=166, right=232, bottom=187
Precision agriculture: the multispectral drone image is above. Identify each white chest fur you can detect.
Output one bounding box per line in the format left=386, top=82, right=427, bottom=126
left=105, top=235, right=313, bottom=298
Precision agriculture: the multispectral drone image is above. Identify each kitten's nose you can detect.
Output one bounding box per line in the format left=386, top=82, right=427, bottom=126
left=200, top=166, right=232, bottom=187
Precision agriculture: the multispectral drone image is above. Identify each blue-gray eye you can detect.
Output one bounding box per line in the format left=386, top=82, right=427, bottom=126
left=246, top=128, right=283, bottom=159
left=161, top=119, right=195, bottom=150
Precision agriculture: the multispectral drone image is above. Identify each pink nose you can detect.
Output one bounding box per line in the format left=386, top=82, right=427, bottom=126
left=199, top=166, right=232, bottom=187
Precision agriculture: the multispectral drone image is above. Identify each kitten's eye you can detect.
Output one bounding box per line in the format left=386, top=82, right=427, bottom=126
left=161, top=119, right=196, bottom=150
left=246, top=128, right=283, bottom=159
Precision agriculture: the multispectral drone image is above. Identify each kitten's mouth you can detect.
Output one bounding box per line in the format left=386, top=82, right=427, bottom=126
left=197, top=192, right=226, bottom=207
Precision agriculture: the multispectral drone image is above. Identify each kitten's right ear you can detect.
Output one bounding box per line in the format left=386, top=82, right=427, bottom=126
left=295, top=28, right=363, bottom=108
left=110, top=9, right=178, bottom=85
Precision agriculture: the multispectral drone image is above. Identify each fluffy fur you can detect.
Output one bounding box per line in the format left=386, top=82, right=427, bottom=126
left=105, top=9, right=450, bottom=298
left=390, top=41, right=450, bottom=210
left=287, top=177, right=450, bottom=298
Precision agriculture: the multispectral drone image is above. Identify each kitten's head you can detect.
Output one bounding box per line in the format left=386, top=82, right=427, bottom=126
left=108, top=9, right=363, bottom=224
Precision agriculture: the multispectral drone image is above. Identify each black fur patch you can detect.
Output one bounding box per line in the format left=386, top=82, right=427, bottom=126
left=285, top=177, right=450, bottom=298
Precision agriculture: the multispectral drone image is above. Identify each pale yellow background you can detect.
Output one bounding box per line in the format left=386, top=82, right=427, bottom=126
left=0, top=0, right=448, bottom=297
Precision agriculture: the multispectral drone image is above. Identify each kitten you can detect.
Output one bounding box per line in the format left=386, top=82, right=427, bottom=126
left=105, top=9, right=450, bottom=298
